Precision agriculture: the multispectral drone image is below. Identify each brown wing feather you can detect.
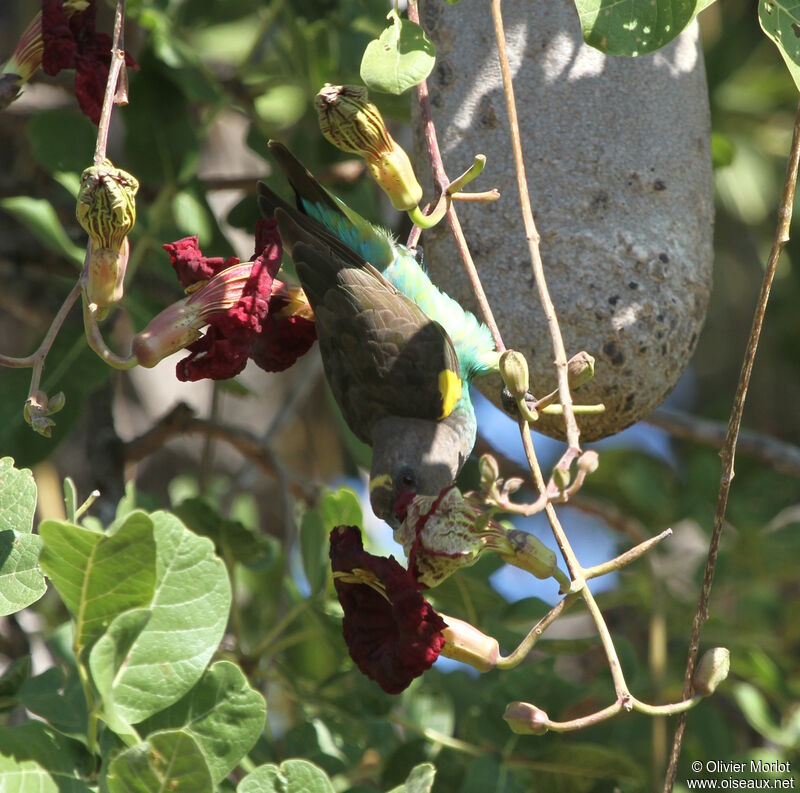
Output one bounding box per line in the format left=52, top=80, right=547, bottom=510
left=292, top=242, right=459, bottom=443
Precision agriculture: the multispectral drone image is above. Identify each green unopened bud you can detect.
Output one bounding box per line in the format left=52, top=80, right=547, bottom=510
left=502, top=477, right=524, bottom=495
left=501, top=528, right=557, bottom=579
left=46, top=391, right=66, bottom=414
left=567, top=351, right=595, bottom=389
left=440, top=616, right=499, bottom=672
left=504, top=701, right=550, bottom=735
left=479, top=453, right=499, bottom=490
left=693, top=647, right=730, bottom=696
left=577, top=450, right=599, bottom=474
left=499, top=350, right=529, bottom=401
left=23, top=390, right=66, bottom=438
left=552, top=464, right=571, bottom=492
left=315, top=83, right=423, bottom=211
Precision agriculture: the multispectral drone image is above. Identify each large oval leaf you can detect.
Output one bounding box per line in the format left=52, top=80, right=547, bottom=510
left=759, top=0, right=800, bottom=91
left=137, top=661, right=266, bottom=784
left=89, top=511, right=231, bottom=725
left=573, top=0, right=715, bottom=56
left=106, top=729, right=214, bottom=793
left=361, top=9, right=435, bottom=95
left=0, top=458, right=46, bottom=615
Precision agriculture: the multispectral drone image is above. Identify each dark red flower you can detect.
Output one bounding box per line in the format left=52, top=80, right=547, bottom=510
left=41, top=0, right=137, bottom=124
left=174, top=222, right=280, bottom=382
left=135, top=219, right=316, bottom=378
left=330, top=525, right=446, bottom=694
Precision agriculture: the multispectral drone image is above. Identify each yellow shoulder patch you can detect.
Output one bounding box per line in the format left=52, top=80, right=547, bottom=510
left=438, top=369, right=462, bottom=419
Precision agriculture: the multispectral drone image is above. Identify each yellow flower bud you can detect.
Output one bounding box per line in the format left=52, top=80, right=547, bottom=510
left=315, top=83, right=423, bottom=211
left=440, top=616, right=499, bottom=672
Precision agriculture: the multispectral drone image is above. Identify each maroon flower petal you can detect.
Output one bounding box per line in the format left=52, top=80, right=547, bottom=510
left=41, top=0, right=82, bottom=74
left=210, top=257, right=272, bottom=340
left=42, top=2, right=139, bottom=124
left=249, top=315, right=317, bottom=373
left=163, top=236, right=238, bottom=287
left=175, top=326, right=249, bottom=382
left=330, top=526, right=446, bottom=694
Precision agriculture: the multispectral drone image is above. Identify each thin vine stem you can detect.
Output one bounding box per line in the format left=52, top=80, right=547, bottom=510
left=662, top=96, right=800, bottom=793
left=489, top=0, right=580, bottom=453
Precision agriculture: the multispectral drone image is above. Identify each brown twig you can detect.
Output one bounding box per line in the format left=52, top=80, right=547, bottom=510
left=662, top=98, right=800, bottom=792
left=489, top=0, right=579, bottom=453
left=93, top=0, right=126, bottom=165
left=646, top=406, right=800, bottom=480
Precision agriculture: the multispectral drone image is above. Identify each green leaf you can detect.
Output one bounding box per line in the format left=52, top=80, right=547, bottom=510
left=0, top=457, right=37, bottom=534
left=63, top=476, right=78, bottom=524
left=18, top=666, right=89, bottom=739
left=38, top=511, right=157, bottom=657
left=237, top=759, right=336, bottom=793
left=387, top=763, right=437, bottom=793
left=172, top=189, right=214, bottom=244
left=0, top=655, right=31, bottom=710
left=137, top=660, right=266, bottom=784
left=300, top=487, right=363, bottom=595
left=106, top=729, right=214, bottom=793
left=173, top=497, right=277, bottom=570
left=254, top=84, right=308, bottom=129
left=0, top=196, right=85, bottom=266
left=300, top=509, right=329, bottom=595
left=319, top=486, right=363, bottom=529
left=572, top=0, right=715, bottom=56
left=89, top=511, right=231, bottom=725
left=0, top=458, right=46, bottom=615
left=0, top=324, right=112, bottom=468
left=759, top=0, right=800, bottom=91
left=0, top=722, right=93, bottom=792
left=89, top=608, right=153, bottom=738
left=26, top=110, right=96, bottom=175
left=360, top=9, right=436, bottom=95
left=732, top=682, right=800, bottom=748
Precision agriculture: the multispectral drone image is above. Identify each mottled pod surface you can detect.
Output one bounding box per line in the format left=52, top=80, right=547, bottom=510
left=415, top=0, right=714, bottom=441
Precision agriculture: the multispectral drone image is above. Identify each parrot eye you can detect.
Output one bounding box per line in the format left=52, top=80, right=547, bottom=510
left=398, top=469, right=417, bottom=491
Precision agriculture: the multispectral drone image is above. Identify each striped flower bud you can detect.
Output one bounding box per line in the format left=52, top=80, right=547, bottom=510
left=315, top=83, right=423, bottom=211
left=76, top=160, right=139, bottom=309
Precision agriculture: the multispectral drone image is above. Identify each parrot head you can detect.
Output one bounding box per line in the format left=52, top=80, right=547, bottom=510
left=368, top=409, right=476, bottom=528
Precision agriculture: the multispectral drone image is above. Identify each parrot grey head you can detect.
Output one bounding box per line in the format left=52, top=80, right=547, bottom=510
left=369, top=408, right=477, bottom=527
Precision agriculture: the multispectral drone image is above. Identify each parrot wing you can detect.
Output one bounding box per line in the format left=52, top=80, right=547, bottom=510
left=291, top=239, right=462, bottom=443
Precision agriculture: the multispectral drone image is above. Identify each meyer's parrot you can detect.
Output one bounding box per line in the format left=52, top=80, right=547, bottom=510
left=257, top=142, right=501, bottom=523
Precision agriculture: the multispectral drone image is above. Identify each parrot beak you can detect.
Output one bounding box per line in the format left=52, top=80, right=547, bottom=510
left=368, top=474, right=396, bottom=525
